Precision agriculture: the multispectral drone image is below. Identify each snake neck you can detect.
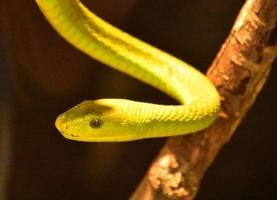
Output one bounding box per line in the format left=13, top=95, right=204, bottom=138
left=99, top=99, right=218, bottom=139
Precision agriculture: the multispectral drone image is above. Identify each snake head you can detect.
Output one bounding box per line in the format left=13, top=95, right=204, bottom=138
left=55, top=99, right=139, bottom=142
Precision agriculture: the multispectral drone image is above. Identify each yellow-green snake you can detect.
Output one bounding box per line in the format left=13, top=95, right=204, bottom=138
left=35, top=0, right=220, bottom=142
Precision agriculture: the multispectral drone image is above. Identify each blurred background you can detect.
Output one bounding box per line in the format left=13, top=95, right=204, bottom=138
left=0, top=0, right=276, bottom=199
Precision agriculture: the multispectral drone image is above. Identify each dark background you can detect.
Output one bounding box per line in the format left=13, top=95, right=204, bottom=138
left=0, top=0, right=276, bottom=200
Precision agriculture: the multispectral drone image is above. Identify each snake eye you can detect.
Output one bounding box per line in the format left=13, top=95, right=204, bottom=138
left=90, top=118, right=103, bottom=129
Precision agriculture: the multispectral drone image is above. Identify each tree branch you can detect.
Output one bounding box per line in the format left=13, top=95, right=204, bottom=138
left=130, top=0, right=277, bottom=199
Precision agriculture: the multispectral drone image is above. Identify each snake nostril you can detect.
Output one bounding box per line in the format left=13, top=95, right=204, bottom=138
left=70, top=133, right=79, bottom=138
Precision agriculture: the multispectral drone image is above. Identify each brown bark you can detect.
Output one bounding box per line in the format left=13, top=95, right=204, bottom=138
left=130, top=0, right=277, bottom=200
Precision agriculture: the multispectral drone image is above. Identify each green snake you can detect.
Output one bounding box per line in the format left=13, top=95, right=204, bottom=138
left=35, top=0, right=220, bottom=142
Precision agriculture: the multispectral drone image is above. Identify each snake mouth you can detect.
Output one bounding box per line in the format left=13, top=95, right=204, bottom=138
left=55, top=114, right=63, bottom=132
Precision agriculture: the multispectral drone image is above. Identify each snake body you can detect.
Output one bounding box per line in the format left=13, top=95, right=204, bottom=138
left=35, top=0, right=220, bottom=142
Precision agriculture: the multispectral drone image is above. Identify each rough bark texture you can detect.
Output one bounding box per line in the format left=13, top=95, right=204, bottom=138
left=130, top=0, right=277, bottom=199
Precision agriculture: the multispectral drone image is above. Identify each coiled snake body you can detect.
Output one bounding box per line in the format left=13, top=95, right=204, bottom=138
left=36, top=0, right=220, bottom=142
